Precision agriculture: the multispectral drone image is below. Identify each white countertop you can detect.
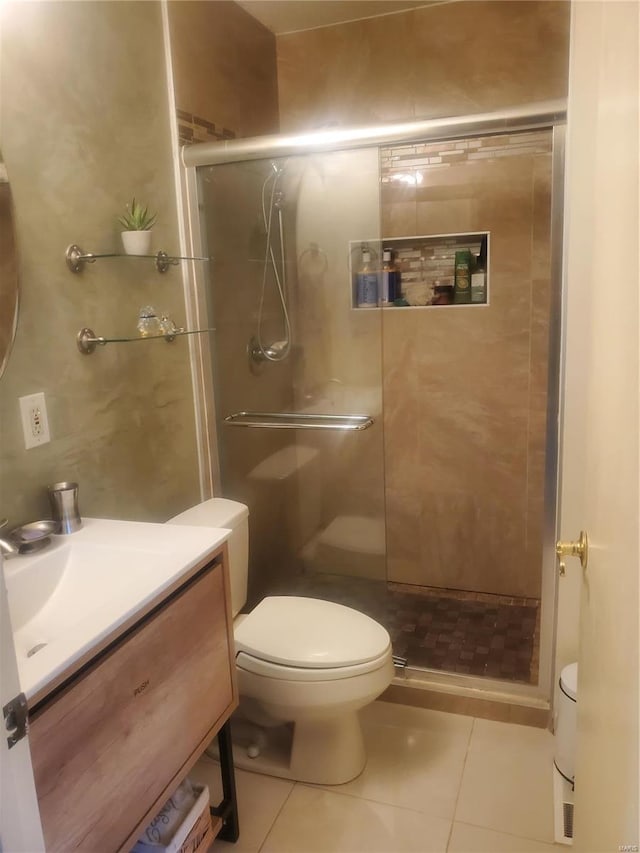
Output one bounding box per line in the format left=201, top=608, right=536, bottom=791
left=3, top=518, right=230, bottom=702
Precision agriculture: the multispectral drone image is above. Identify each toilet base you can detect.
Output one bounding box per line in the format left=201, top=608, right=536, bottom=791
left=210, top=710, right=367, bottom=785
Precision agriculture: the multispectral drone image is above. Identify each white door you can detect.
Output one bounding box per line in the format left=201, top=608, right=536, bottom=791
left=561, top=1, right=639, bottom=850
left=0, top=556, right=45, bottom=852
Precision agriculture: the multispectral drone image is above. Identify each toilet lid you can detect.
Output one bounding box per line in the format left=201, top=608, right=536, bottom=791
left=234, top=596, right=391, bottom=668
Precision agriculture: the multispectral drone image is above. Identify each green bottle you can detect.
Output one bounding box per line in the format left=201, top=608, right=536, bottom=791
left=453, top=250, right=472, bottom=304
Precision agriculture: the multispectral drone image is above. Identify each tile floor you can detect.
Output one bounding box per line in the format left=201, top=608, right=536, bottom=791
left=270, top=573, right=540, bottom=684
left=191, top=701, right=558, bottom=853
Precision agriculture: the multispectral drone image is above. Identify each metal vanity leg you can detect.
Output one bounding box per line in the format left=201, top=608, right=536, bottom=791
left=210, top=719, right=240, bottom=842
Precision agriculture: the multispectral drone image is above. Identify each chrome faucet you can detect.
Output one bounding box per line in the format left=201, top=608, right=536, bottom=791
left=0, top=536, right=19, bottom=559
left=0, top=519, right=18, bottom=559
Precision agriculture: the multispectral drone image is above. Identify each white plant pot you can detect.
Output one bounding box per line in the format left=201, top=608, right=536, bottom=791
left=121, top=230, right=152, bottom=256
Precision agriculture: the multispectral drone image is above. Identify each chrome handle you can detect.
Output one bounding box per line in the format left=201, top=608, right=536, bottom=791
left=224, top=412, right=374, bottom=431
left=556, top=530, right=589, bottom=575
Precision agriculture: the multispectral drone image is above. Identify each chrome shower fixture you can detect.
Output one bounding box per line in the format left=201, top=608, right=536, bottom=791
left=248, top=336, right=288, bottom=363
left=251, top=160, right=291, bottom=365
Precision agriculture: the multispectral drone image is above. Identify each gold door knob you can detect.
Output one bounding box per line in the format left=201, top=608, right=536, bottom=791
left=556, top=530, right=589, bottom=575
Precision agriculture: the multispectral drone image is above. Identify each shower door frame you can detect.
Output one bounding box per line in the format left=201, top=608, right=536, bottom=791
left=178, top=101, right=567, bottom=710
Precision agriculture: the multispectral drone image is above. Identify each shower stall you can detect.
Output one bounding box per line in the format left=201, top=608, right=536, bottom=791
left=182, top=102, right=566, bottom=703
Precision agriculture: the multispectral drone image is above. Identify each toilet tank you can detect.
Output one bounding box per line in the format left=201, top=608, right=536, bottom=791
left=167, top=498, right=249, bottom=617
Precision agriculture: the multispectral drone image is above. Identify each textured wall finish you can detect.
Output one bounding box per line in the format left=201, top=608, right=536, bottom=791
left=277, top=1, right=569, bottom=131
left=168, top=0, right=279, bottom=140
left=0, top=2, right=200, bottom=525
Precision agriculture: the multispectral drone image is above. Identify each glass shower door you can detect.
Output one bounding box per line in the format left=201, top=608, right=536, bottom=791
left=198, top=148, right=387, bottom=612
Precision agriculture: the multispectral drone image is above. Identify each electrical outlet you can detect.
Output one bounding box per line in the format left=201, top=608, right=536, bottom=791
left=19, top=392, right=51, bottom=449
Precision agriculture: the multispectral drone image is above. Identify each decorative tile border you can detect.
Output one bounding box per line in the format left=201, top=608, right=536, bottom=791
left=380, top=130, right=552, bottom=182
left=177, top=108, right=236, bottom=146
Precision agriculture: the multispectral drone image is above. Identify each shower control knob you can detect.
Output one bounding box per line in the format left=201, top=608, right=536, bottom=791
left=556, top=530, right=589, bottom=575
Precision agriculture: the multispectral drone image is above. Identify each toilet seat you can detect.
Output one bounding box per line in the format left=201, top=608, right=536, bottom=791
left=236, top=649, right=392, bottom=682
left=234, top=595, right=391, bottom=673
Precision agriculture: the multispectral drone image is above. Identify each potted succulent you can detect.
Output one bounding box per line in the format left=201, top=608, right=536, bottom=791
left=118, top=198, right=156, bottom=255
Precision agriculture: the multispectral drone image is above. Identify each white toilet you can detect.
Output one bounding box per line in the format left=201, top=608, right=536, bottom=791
left=169, top=498, right=394, bottom=785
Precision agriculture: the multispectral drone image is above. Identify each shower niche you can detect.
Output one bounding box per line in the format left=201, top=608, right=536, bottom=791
left=349, top=231, right=490, bottom=309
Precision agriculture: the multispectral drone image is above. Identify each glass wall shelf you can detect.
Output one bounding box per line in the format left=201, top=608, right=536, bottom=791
left=76, top=326, right=214, bottom=355
left=65, top=244, right=210, bottom=274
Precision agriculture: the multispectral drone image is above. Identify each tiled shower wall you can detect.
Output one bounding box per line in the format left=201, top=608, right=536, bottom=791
left=168, top=0, right=279, bottom=140
left=277, top=1, right=570, bottom=131
left=381, top=132, right=553, bottom=599
left=276, top=2, right=568, bottom=599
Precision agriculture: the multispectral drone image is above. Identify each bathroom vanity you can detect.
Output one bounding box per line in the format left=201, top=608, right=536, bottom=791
left=4, top=520, right=239, bottom=852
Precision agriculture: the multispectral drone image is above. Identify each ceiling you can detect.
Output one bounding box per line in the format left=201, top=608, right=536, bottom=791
left=237, top=1, right=437, bottom=35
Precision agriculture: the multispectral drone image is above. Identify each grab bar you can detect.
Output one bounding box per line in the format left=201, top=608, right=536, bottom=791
left=224, top=411, right=374, bottom=431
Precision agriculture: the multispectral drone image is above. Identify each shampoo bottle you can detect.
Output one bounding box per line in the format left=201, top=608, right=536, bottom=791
left=356, top=248, right=378, bottom=308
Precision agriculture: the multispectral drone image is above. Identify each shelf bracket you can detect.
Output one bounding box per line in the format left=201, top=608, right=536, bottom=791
left=77, top=328, right=105, bottom=354
left=66, top=244, right=96, bottom=273
left=155, top=251, right=179, bottom=273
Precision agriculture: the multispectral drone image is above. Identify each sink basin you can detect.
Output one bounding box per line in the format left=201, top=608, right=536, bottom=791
left=3, top=518, right=230, bottom=701
left=9, top=541, right=165, bottom=657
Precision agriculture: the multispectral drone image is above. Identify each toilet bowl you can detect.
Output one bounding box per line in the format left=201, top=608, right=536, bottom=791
left=168, top=499, right=394, bottom=785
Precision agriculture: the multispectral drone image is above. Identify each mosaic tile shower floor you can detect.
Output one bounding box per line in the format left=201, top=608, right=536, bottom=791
left=273, top=573, right=540, bottom=685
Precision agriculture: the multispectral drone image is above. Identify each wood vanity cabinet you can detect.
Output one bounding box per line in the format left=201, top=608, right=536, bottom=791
left=28, top=549, right=238, bottom=853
